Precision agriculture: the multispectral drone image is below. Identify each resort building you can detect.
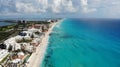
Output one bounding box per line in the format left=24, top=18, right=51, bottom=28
left=17, top=20, right=27, bottom=30
left=0, top=20, right=54, bottom=67
left=4, top=37, right=21, bottom=51
left=17, top=52, right=25, bottom=60
left=19, top=31, right=33, bottom=38
left=32, top=24, right=43, bottom=29
left=21, top=43, right=34, bottom=53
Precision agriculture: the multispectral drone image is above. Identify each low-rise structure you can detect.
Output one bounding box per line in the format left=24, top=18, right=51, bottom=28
left=4, top=37, right=21, bottom=51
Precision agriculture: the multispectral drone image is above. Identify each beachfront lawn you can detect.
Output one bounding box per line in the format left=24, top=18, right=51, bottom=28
left=0, top=54, right=9, bottom=64
left=23, top=54, right=31, bottom=64
left=16, top=38, right=32, bottom=43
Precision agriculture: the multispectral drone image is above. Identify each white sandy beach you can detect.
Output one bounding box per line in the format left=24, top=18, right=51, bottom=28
left=26, top=22, right=57, bottom=67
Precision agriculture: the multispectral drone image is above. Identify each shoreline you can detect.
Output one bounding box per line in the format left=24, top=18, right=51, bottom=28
left=26, top=21, right=58, bottom=67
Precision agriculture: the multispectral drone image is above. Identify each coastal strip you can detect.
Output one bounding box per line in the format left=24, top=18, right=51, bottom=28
left=26, top=22, right=57, bottom=67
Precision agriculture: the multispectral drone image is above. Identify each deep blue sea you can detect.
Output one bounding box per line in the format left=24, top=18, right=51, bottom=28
left=41, top=19, right=120, bottom=67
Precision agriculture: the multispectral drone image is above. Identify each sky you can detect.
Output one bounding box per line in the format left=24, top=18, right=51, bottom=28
left=0, top=0, right=120, bottom=18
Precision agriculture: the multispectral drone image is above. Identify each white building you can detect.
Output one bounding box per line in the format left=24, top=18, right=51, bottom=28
left=4, top=37, right=21, bottom=51
left=12, top=58, right=21, bottom=63
left=28, top=28, right=41, bottom=33
left=20, top=31, right=33, bottom=39
left=21, top=43, right=34, bottom=53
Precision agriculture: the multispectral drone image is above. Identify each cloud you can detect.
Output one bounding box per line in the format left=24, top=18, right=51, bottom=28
left=51, top=0, right=62, bottom=13
left=62, top=0, right=77, bottom=12
left=16, top=2, right=40, bottom=13
left=38, top=0, right=48, bottom=12
left=0, top=0, right=120, bottom=18
left=80, top=0, right=88, bottom=6
left=0, top=0, right=78, bottom=14
left=80, top=0, right=97, bottom=13
left=51, top=0, right=77, bottom=13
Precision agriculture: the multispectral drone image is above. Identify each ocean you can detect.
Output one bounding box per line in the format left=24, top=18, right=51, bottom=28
left=41, top=19, right=120, bottom=67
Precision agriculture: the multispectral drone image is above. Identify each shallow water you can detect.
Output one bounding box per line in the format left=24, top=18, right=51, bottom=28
left=41, top=19, right=120, bottom=67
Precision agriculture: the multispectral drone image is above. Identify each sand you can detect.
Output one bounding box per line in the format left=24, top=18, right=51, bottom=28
left=26, top=22, right=57, bottom=67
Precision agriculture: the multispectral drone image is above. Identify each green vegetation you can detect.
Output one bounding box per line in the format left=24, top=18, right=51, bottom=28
left=23, top=54, right=31, bottom=64
left=0, top=31, right=15, bottom=41
left=0, top=30, right=21, bottom=44
left=0, top=54, right=9, bottom=64
left=0, top=21, right=51, bottom=43
left=0, top=25, right=15, bottom=31
left=28, top=21, right=50, bottom=24
left=0, top=24, right=17, bottom=42
left=16, top=38, right=32, bottom=43
left=35, top=31, right=40, bottom=35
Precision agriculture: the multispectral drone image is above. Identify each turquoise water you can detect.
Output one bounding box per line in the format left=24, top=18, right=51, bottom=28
left=41, top=19, right=120, bottom=67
